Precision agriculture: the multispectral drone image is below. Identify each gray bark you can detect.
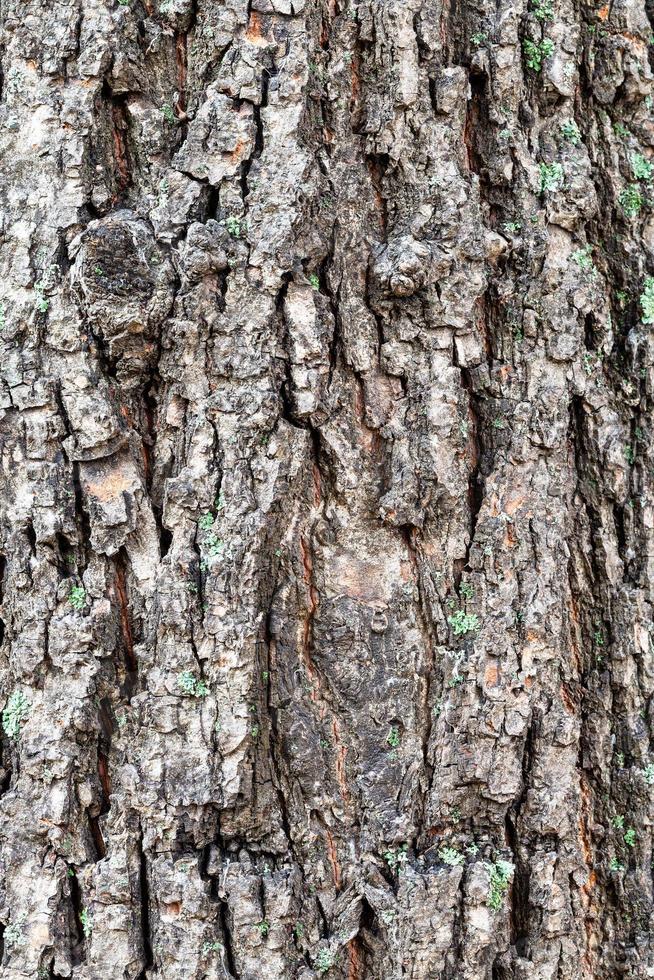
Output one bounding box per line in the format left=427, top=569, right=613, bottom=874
left=1, top=0, right=653, bottom=977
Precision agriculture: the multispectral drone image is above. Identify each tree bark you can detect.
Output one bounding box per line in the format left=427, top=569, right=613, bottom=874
left=1, top=0, right=653, bottom=977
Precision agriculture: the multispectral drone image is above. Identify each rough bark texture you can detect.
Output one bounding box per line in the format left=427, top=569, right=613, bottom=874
left=2, top=0, right=654, bottom=977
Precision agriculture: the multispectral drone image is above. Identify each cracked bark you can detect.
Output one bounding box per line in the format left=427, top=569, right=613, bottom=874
left=2, top=0, right=654, bottom=978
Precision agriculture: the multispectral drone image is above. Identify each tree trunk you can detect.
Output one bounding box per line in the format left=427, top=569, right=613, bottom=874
left=1, top=0, right=653, bottom=977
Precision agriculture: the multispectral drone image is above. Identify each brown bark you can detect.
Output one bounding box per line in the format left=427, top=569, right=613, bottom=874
left=1, top=0, right=654, bottom=977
